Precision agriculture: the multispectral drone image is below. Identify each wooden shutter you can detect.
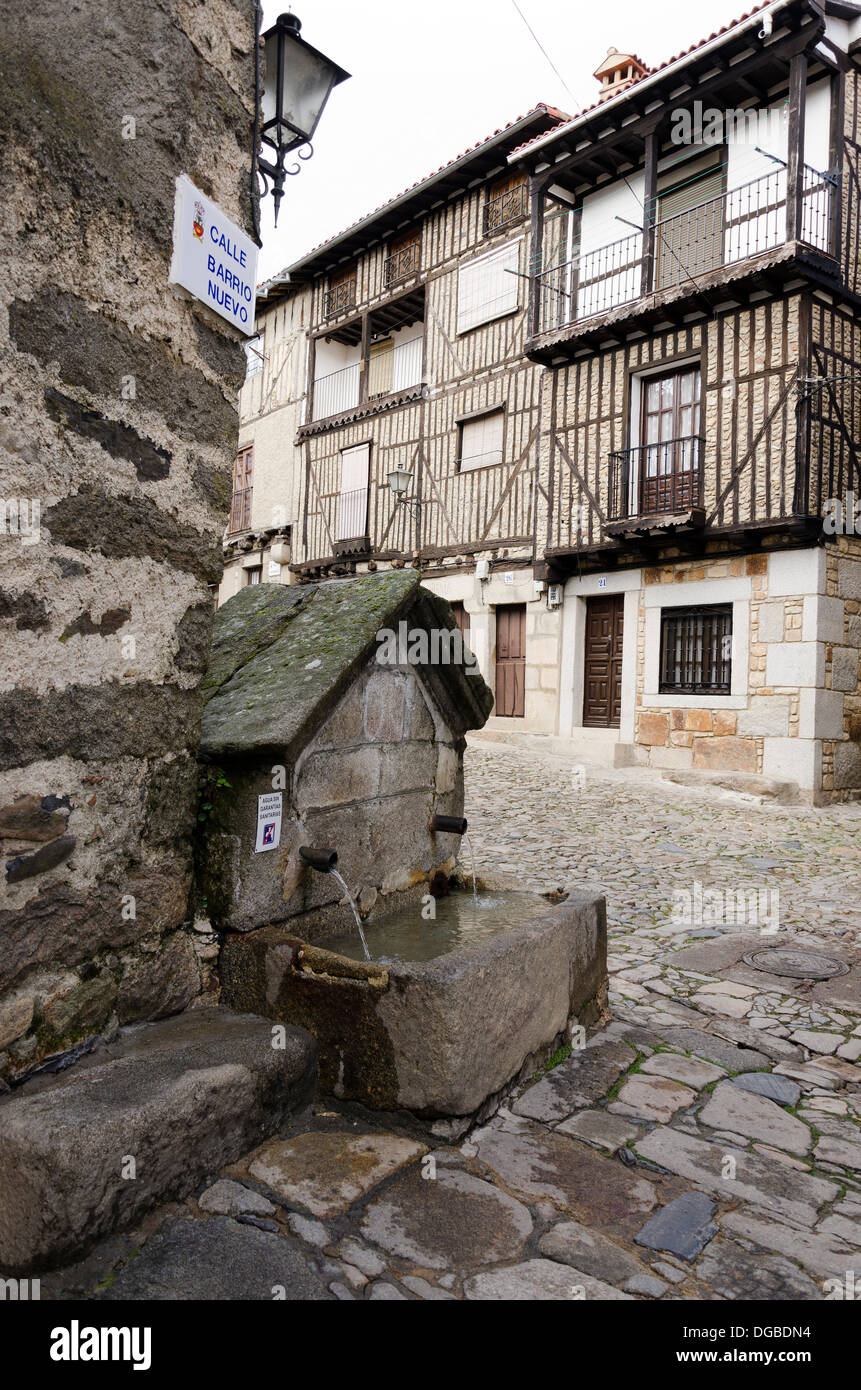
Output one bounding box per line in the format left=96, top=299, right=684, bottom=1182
left=337, top=443, right=370, bottom=541
left=229, top=446, right=253, bottom=533
left=656, top=150, right=726, bottom=288
left=368, top=338, right=394, bottom=398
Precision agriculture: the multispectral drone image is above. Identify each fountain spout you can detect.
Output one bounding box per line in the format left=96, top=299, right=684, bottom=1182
left=429, top=814, right=467, bottom=835
left=299, top=846, right=339, bottom=872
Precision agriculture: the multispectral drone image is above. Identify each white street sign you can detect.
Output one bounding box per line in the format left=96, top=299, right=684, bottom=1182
left=169, top=175, right=258, bottom=335
left=255, top=792, right=283, bottom=853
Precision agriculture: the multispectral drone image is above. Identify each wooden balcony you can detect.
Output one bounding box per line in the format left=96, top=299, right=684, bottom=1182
left=322, top=278, right=357, bottom=319
left=606, top=436, right=706, bottom=536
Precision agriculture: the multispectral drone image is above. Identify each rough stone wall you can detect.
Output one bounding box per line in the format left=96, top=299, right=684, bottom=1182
left=201, top=659, right=466, bottom=936
left=0, top=0, right=257, bottom=1081
left=633, top=544, right=861, bottom=802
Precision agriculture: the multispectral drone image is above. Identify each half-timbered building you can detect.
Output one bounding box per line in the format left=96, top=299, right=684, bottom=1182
left=223, top=0, right=861, bottom=802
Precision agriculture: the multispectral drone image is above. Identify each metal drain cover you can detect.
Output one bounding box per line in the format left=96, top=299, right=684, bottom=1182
left=742, top=947, right=850, bottom=980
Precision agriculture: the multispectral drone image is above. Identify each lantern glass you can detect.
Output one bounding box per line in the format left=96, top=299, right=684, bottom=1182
left=388, top=468, right=412, bottom=497
left=262, top=16, right=349, bottom=151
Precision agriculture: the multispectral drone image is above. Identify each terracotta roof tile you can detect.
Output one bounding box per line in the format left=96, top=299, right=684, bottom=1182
left=266, top=103, right=568, bottom=283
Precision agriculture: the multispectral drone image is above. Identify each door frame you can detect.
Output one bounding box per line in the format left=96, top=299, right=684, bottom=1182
left=560, top=570, right=641, bottom=743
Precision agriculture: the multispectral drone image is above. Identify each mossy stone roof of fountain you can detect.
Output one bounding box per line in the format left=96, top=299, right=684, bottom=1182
left=200, top=571, right=493, bottom=761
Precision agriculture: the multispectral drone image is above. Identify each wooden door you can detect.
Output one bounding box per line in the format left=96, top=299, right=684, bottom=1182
left=583, top=594, right=624, bottom=728
left=641, top=366, right=701, bottom=513
left=449, top=602, right=470, bottom=642
left=495, top=604, right=526, bottom=718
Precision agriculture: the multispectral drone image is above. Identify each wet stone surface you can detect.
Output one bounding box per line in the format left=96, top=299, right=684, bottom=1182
left=38, top=740, right=861, bottom=1300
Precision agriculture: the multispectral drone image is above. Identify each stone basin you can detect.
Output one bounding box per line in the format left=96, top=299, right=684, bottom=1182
left=220, top=876, right=607, bottom=1122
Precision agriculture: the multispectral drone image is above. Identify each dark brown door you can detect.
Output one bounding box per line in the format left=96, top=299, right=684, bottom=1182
left=583, top=594, right=624, bottom=728
left=450, top=602, right=470, bottom=643
left=495, top=604, right=525, bottom=718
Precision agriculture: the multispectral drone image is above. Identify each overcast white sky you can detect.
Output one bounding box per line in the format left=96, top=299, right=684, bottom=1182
left=258, top=0, right=757, bottom=279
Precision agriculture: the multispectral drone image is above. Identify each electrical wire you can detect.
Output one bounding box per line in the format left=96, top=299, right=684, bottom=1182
left=509, top=0, right=585, bottom=112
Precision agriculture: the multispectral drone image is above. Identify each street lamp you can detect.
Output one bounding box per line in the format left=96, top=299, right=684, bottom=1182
left=387, top=467, right=421, bottom=527
left=258, top=12, right=350, bottom=226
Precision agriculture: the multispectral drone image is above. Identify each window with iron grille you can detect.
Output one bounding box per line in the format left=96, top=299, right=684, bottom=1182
left=484, top=173, right=527, bottom=234
left=385, top=229, right=421, bottom=286
left=323, top=266, right=357, bottom=318
left=659, top=604, right=732, bottom=694
left=228, top=446, right=253, bottom=534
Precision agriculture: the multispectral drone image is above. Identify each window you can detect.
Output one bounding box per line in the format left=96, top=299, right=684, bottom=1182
left=244, top=335, right=263, bottom=378
left=458, top=409, right=504, bottom=472
left=245, top=566, right=262, bottom=586
left=385, top=229, right=421, bottom=286
left=638, top=365, right=702, bottom=513
left=485, top=173, right=527, bottom=234
left=456, top=241, right=520, bottom=334
left=323, top=265, right=357, bottom=318
left=229, top=446, right=253, bottom=533
left=660, top=605, right=732, bottom=694
left=337, top=442, right=370, bottom=541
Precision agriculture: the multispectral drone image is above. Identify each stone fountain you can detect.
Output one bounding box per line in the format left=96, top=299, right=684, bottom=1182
left=200, top=571, right=608, bottom=1124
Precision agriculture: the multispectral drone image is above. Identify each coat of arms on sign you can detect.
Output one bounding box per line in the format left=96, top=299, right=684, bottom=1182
left=193, top=200, right=205, bottom=240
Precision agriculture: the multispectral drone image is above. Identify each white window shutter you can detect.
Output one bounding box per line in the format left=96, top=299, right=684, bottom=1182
left=459, top=411, right=504, bottom=471
left=457, top=241, right=520, bottom=334
left=337, top=443, right=370, bottom=540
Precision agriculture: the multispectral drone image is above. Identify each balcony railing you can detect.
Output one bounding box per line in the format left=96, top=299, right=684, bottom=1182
left=384, top=240, right=420, bottom=286
left=535, top=165, right=836, bottom=336
left=484, top=182, right=528, bottom=234
left=608, top=436, right=705, bottom=522
left=312, top=360, right=361, bottom=419
left=335, top=486, right=369, bottom=544
left=368, top=336, right=423, bottom=399
left=312, top=336, right=424, bottom=421
left=322, top=279, right=357, bottom=319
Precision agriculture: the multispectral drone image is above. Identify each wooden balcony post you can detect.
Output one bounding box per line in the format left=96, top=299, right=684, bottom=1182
left=359, top=312, right=370, bottom=405
left=528, top=175, right=544, bottom=339
left=829, top=64, right=846, bottom=263
left=786, top=51, right=808, bottom=244
left=642, top=126, right=660, bottom=294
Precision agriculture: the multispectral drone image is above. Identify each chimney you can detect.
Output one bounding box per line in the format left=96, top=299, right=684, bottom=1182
left=593, top=47, right=649, bottom=103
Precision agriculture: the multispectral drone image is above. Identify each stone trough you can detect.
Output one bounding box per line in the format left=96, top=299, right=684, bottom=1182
left=221, top=876, right=607, bottom=1122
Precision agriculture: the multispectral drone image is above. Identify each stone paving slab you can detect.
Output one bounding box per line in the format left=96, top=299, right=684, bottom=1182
left=636, top=1126, right=838, bottom=1226
left=245, top=1131, right=427, bottom=1218
left=97, top=1217, right=330, bottom=1301
left=360, top=1166, right=532, bottom=1271
left=464, top=1259, right=632, bottom=1300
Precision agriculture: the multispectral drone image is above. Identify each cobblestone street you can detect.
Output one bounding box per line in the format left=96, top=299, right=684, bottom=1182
left=43, top=739, right=861, bottom=1302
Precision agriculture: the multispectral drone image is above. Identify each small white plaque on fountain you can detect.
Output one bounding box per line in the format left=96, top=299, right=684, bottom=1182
left=255, top=792, right=283, bottom=853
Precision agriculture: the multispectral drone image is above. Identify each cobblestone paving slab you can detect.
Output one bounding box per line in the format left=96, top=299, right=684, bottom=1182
left=40, top=740, right=861, bottom=1301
